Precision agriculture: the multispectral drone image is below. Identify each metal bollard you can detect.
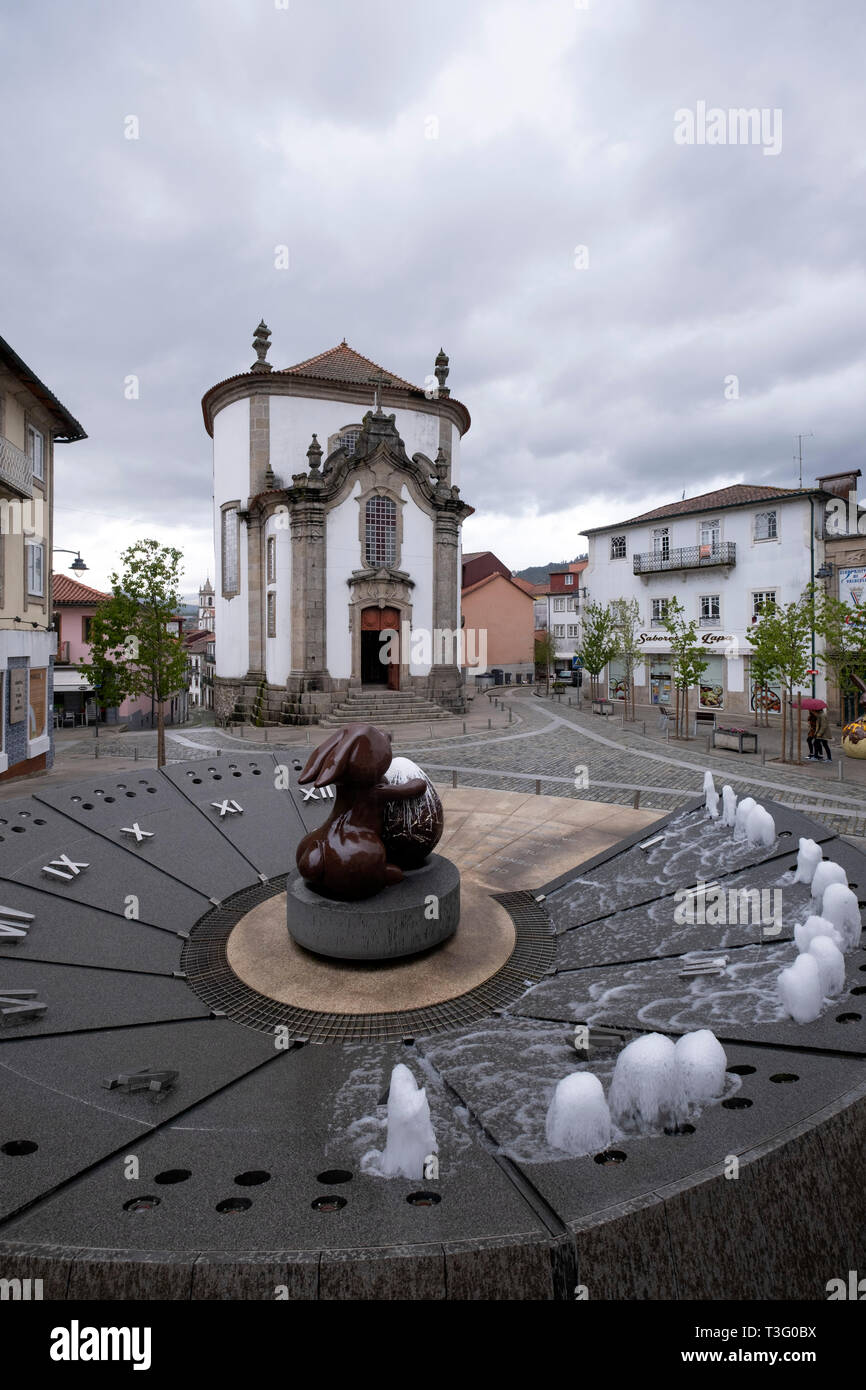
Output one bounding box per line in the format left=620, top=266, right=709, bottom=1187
left=488, top=718, right=492, bottom=729
left=705, top=735, right=711, bottom=752
left=134, top=745, right=139, bottom=761
left=632, top=790, right=641, bottom=809
left=509, top=706, right=513, bottom=723
left=451, top=770, right=457, bottom=788
left=535, top=778, right=541, bottom=795
left=240, top=724, right=245, bottom=739
left=94, top=743, right=99, bottom=759
left=642, top=721, right=646, bottom=737
left=463, top=720, right=466, bottom=735
left=838, top=759, right=844, bottom=782
left=264, top=728, right=268, bottom=742
left=761, top=750, right=766, bottom=766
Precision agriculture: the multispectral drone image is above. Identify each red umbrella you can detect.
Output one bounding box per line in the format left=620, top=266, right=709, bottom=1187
left=792, top=696, right=827, bottom=711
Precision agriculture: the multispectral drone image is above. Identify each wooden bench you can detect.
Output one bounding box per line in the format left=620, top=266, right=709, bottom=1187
left=592, top=698, right=615, bottom=716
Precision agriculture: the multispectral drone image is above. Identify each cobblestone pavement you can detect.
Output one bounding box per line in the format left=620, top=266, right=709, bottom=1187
left=49, top=693, right=866, bottom=837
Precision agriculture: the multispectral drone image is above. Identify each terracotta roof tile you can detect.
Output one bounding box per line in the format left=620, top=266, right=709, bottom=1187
left=52, top=574, right=110, bottom=605
left=585, top=484, right=822, bottom=532
left=280, top=342, right=421, bottom=393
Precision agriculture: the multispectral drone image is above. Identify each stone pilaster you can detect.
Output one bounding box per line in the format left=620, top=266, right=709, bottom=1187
left=249, top=393, right=270, bottom=497
left=288, top=495, right=328, bottom=691
left=245, top=511, right=265, bottom=679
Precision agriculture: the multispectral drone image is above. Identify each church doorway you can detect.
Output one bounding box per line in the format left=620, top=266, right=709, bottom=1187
left=360, top=606, right=400, bottom=689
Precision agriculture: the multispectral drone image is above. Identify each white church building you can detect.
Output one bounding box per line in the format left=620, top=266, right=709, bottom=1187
left=201, top=325, right=473, bottom=723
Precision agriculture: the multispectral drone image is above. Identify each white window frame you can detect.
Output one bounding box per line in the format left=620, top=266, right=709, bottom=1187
left=700, top=518, right=720, bottom=554
left=553, top=597, right=566, bottom=612
left=28, top=426, right=44, bottom=482
left=553, top=624, right=565, bottom=638
left=651, top=597, right=669, bottom=626
left=754, top=510, right=778, bottom=541
left=564, top=573, right=574, bottom=585
left=267, top=589, right=276, bottom=639
left=700, top=594, right=721, bottom=626
left=610, top=535, right=627, bottom=560
left=221, top=504, right=240, bottom=598
left=26, top=541, right=44, bottom=597
left=567, top=624, right=579, bottom=638
left=752, top=589, right=777, bottom=619
left=652, top=527, right=670, bottom=560
left=266, top=535, right=276, bottom=584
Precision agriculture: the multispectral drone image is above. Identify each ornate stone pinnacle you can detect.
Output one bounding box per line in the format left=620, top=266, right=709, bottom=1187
left=251, top=320, right=272, bottom=373
left=306, top=433, right=323, bottom=474
left=434, top=446, right=449, bottom=485
left=434, top=347, right=450, bottom=397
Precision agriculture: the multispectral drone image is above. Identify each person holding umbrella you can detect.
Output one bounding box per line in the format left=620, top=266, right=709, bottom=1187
left=807, top=711, right=818, bottom=760
left=813, top=705, right=832, bottom=762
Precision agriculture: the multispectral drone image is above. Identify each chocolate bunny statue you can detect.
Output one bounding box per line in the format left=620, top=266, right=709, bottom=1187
left=295, top=723, right=429, bottom=901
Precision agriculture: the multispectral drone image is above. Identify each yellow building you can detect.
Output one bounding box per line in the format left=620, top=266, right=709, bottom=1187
left=0, top=335, right=86, bottom=779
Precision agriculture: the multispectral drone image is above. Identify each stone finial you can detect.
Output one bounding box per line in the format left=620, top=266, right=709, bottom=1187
left=434, top=347, right=450, bottom=397
left=306, top=433, right=323, bottom=474
left=434, top=446, right=449, bottom=486
left=251, top=320, right=272, bottom=373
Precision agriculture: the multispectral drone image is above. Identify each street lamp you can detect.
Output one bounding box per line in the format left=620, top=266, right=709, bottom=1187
left=54, top=548, right=88, bottom=572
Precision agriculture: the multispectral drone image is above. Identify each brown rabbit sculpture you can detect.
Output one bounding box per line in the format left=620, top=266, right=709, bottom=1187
left=295, top=723, right=428, bottom=901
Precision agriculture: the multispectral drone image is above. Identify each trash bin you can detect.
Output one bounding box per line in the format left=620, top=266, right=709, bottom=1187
left=492, top=668, right=504, bottom=686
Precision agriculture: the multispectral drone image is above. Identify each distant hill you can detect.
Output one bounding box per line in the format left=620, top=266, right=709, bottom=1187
left=513, top=556, right=587, bottom=586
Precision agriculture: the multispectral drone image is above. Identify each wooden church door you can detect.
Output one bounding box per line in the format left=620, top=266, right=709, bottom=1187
left=360, top=607, right=400, bottom=689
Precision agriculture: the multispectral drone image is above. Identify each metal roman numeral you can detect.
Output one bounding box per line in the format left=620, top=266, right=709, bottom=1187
left=120, top=823, right=154, bottom=842
left=0, top=906, right=35, bottom=940
left=102, top=1067, right=178, bottom=1094
left=211, top=799, right=243, bottom=817
left=0, top=989, right=47, bottom=1023
left=41, top=855, right=89, bottom=881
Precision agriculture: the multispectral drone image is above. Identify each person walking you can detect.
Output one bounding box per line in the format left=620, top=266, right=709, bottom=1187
left=807, top=711, right=817, bottom=760
left=813, top=707, right=832, bottom=762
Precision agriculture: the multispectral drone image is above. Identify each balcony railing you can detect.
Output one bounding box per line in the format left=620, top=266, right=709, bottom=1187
left=0, top=438, right=34, bottom=497
left=634, top=542, right=736, bottom=575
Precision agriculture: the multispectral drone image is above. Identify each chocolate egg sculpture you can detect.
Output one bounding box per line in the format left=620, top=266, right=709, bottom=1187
left=381, top=756, right=444, bottom=869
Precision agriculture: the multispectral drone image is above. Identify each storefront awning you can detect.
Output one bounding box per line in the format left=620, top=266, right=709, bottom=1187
left=53, top=668, right=93, bottom=693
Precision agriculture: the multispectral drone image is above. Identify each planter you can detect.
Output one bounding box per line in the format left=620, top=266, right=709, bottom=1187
left=592, top=699, right=615, bottom=716
left=713, top=727, right=758, bottom=754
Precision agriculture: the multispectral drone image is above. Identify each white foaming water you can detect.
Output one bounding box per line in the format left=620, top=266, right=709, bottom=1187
left=545, top=1072, right=611, bottom=1156
left=733, top=797, right=757, bottom=841
left=372, top=1063, right=438, bottom=1179
left=778, top=952, right=824, bottom=1023
left=721, top=785, right=737, bottom=827
left=703, top=771, right=719, bottom=820
left=807, top=936, right=846, bottom=997
left=810, top=860, right=847, bottom=906
left=674, top=1030, right=727, bottom=1108
left=744, top=804, right=776, bottom=848
left=794, top=914, right=844, bottom=953
left=793, top=838, right=823, bottom=885
left=821, top=882, right=862, bottom=952
left=608, top=1033, right=685, bottom=1132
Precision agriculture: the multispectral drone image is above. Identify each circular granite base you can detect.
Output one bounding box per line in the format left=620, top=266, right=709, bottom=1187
left=227, top=869, right=515, bottom=1015
left=287, top=855, right=460, bottom=961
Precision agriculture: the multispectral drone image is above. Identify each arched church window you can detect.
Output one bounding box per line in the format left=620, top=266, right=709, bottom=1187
left=365, top=496, right=397, bottom=567
left=340, top=427, right=361, bottom=456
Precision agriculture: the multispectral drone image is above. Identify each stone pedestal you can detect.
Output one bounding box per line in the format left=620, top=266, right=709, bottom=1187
left=287, top=854, right=460, bottom=961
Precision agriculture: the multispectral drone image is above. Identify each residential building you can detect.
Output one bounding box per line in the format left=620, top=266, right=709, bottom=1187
left=818, top=468, right=866, bottom=722
left=583, top=484, right=829, bottom=719
left=538, top=561, right=587, bottom=676
left=461, top=554, right=535, bottom=686
left=186, top=627, right=215, bottom=710
left=0, top=335, right=86, bottom=778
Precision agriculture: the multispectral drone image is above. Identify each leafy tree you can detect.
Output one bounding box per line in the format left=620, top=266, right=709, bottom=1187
left=749, top=593, right=814, bottom=762
left=812, top=587, right=866, bottom=723
left=578, top=601, right=618, bottom=701
left=78, top=540, right=188, bottom=767
left=661, top=597, right=709, bottom=737
left=608, top=596, right=641, bottom=720
left=534, top=630, right=557, bottom=696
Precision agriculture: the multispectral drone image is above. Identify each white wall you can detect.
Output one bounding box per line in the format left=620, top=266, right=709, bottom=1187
left=212, top=397, right=250, bottom=679
left=269, top=396, right=446, bottom=480
left=326, top=486, right=360, bottom=680
left=401, top=490, right=434, bottom=675
left=264, top=512, right=293, bottom=686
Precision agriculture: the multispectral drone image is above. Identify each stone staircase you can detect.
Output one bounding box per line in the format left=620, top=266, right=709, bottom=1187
left=318, top=688, right=452, bottom=727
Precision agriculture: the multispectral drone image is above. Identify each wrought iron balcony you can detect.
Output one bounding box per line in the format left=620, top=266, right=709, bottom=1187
left=0, top=438, right=34, bottom=497
left=633, top=542, right=736, bottom=575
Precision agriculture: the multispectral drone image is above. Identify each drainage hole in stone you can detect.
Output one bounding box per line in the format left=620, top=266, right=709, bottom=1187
left=104, top=796, right=115, bottom=803
left=769, top=1073, right=799, bottom=1084
left=594, top=1150, right=627, bottom=1165
left=722, top=1097, right=753, bottom=1109
left=146, top=786, right=157, bottom=792
left=81, top=803, right=94, bottom=811
left=154, top=1168, right=192, bottom=1184
left=726, top=1064, right=756, bottom=1076
left=216, top=1197, right=252, bottom=1213
left=234, top=1170, right=270, bottom=1186
left=850, top=986, right=866, bottom=996
left=406, top=1191, right=441, bottom=1206
left=10, top=826, right=25, bottom=833
left=664, top=1124, right=696, bottom=1135
left=124, top=1196, right=160, bottom=1212
left=312, top=1195, right=347, bottom=1212
left=836, top=1012, right=862, bottom=1024
left=316, top=1169, right=352, bottom=1185
left=2, top=1140, right=38, bottom=1156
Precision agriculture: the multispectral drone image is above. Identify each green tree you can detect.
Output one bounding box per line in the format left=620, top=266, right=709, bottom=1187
left=749, top=593, right=814, bottom=762
left=812, top=587, right=866, bottom=723
left=609, top=596, right=641, bottom=720
left=661, top=596, right=708, bottom=738
left=79, top=540, right=188, bottom=767
left=534, top=630, right=557, bottom=695
left=578, top=601, right=618, bottom=702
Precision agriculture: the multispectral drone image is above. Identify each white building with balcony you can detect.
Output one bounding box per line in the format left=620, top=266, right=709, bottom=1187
left=582, top=484, right=828, bottom=719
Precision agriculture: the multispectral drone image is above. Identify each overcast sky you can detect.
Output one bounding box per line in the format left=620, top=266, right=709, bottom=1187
left=2, top=0, right=864, bottom=593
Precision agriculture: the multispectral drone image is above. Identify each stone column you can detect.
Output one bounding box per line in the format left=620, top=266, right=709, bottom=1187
left=245, top=393, right=270, bottom=680
left=288, top=494, right=327, bottom=689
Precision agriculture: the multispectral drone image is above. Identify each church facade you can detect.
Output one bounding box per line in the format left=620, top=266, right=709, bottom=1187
left=201, top=327, right=473, bottom=723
